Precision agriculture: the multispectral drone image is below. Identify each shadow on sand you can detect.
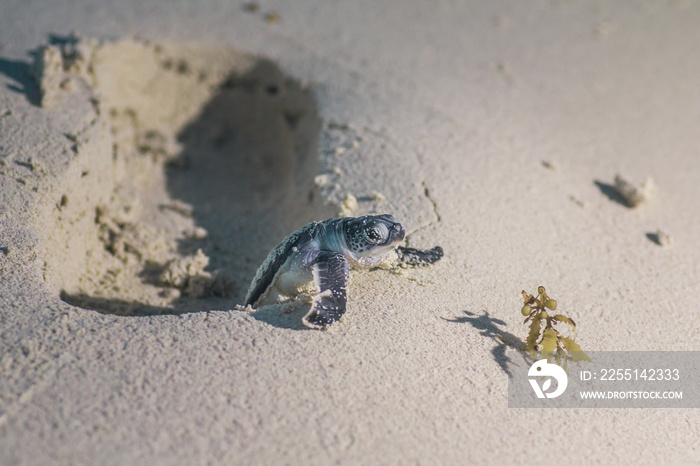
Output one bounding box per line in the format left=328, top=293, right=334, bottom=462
left=445, top=309, right=527, bottom=377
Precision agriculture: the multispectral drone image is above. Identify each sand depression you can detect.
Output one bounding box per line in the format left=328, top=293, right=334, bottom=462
left=26, top=37, right=324, bottom=314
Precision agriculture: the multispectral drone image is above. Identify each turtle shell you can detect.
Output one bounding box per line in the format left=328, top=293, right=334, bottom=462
left=244, top=221, right=322, bottom=306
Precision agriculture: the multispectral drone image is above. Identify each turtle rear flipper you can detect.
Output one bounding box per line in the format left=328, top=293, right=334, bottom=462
left=396, top=246, right=443, bottom=267
left=304, top=251, right=350, bottom=328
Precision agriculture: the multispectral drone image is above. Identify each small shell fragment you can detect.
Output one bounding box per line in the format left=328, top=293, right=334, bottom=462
left=264, top=12, right=280, bottom=23
left=372, top=191, right=387, bottom=202
left=190, top=226, right=208, bottom=239
left=569, top=195, right=585, bottom=208
left=338, top=194, right=358, bottom=217
left=314, top=174, right=331, bottom=187
left=650, top=230, right=671, bottom=247
left=613, top=174, right=655, bottom=208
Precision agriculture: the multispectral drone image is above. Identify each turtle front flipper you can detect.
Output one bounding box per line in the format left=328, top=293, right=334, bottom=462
left=304, top=251, right=350, bottom=328
left=396, top=246, right=443, bottom=267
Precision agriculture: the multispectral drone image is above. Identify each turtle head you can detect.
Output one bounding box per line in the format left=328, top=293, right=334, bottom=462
left=342, top=214, right=405, bottom=258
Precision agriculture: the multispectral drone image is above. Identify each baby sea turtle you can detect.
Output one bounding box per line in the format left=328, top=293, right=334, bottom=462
left=245, top=214, right=443, bottom=328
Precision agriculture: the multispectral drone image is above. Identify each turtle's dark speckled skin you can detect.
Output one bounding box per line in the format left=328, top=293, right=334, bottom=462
left=244, top=214, right=443, bottom=328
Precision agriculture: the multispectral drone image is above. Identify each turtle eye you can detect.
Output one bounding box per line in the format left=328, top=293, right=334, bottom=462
left=365, top=228, right=379, bottom=241
left=365, top=227, right=382, bottom=242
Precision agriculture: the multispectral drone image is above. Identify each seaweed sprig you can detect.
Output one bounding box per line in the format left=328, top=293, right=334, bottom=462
left=521, top=286, right=591, bottom=368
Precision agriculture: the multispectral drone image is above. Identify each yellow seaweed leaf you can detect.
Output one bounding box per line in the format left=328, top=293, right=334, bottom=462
left=526, top=314, right=543, bottom=350
left=553, top=314, right=576, bottom=330
left=540, top=328, right=558, bottom=353
left=560, top=337, right=592, bottom=362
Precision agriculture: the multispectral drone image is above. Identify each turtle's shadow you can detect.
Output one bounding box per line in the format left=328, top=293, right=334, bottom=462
left=445, top=309, right=526, bottom=377
left=61, top=290, right=311, bottom=329
left=247, top=302, right=314, bottom=330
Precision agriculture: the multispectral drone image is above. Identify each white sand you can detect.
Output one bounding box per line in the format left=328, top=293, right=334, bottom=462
left=1, top=1, right=699, bottom=464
